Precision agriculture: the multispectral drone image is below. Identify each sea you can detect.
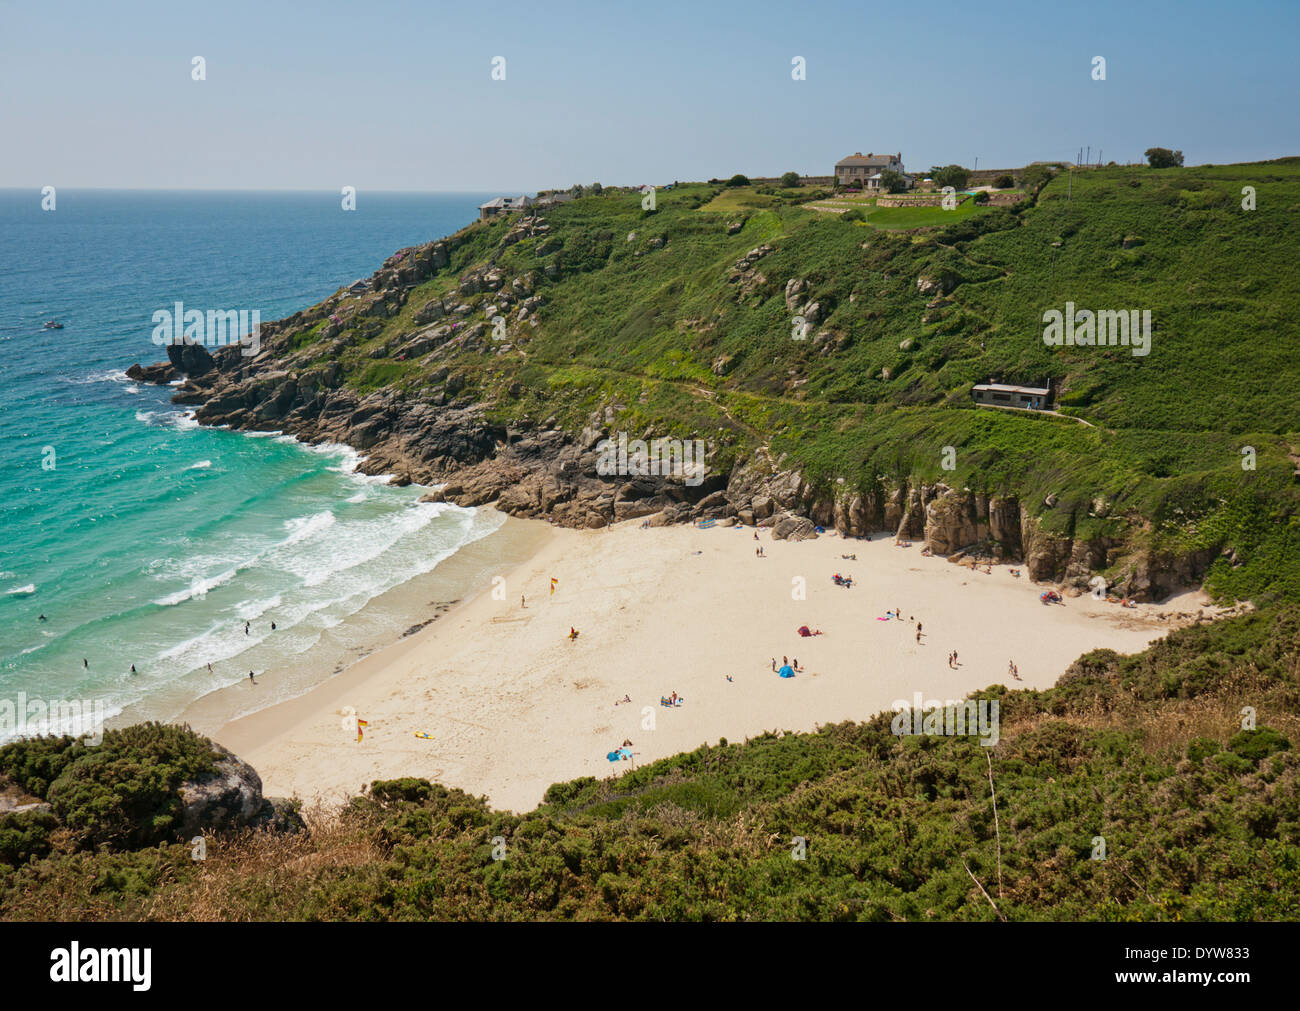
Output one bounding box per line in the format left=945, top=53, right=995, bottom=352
left=0, top=188, right=510, bottom=740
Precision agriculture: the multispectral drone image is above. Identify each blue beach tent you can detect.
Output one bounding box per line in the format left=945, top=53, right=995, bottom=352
left=778, top=664, right=795, bottom=678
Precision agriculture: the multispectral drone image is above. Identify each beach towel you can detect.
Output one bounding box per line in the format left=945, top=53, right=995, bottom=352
left=798, top=625, right=811, bottom=637
left=876, top=615, right=891, bottom=621
left=607, top=750, right=621, bottom=762
left=778, top=664, right=795, bottom=678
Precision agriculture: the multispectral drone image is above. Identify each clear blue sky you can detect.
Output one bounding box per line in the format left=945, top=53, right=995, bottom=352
left=2, top=0, right=1295, bottom=191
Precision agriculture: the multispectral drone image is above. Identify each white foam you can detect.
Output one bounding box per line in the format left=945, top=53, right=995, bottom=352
left=5, top=584, right=36, bottom=596
left=135, top=408, right=198, bottom=430
left=283, top=510, right=336, bottom=546
left=185, top=459, right=213, bottom=470
left=152, top=568, right=237, bottom=607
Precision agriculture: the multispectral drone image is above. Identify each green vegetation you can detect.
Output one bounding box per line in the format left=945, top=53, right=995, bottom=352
left=931, top=164, right=973, bottom=189
left=0, top=723, right=220, bottom=862
left=2, top=606, right=1296, bottom=920
left=1146, top=147, right=1185, bottom=169
left=280, top=159, right=1300, bottom=604
left=879, top=168, right=907, bottom=193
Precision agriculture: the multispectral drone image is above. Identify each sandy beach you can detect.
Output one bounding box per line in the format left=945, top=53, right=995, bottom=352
left=216, top=516, right=1205, bottom=813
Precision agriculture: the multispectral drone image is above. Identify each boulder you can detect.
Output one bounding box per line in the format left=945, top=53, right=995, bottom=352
left=179, top=746, right=304, bottom=838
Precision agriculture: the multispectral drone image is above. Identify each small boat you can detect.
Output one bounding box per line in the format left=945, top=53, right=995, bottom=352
left=42, top=320, right=64, bottom=330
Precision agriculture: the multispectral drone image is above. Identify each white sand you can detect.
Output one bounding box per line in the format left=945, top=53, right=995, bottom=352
left=216, top=517, right=1197, bottom=813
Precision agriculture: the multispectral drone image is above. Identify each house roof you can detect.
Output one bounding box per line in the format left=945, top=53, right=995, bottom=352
left=972, top=383, right=1051, bottom=396
left=836, top=151, right=902, bottom=167
left=479, top=195, right=531, bottom=210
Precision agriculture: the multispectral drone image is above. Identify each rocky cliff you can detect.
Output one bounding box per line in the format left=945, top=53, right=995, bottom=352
left=125, top=225, right=1221, bottom=604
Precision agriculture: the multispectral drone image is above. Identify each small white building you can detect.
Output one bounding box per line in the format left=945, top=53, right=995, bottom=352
left=972, top=383, right=1051, bottom=410
left=479, top=195, right=533, bottom=220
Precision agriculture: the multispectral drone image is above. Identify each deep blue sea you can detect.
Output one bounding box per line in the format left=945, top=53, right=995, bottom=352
left=0, top=189, right=499, bottom=737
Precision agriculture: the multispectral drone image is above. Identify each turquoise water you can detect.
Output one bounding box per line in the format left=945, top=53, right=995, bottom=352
left=0, top=189, right=498, bottom=737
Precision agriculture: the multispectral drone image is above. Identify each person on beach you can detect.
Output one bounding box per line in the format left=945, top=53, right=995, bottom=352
left=783, top=655, right=789, bottom=667
left=953, top=651, right=959, bottom=666
left=38, top=614, right=47, bottom=622
left=249, top=671, right=255, bottom=683
left=271, top=621, right=276, bottom=631
left=521, top=595, right=526, bottom=608
left=244, top=622, right=250, bottom=635
left=771, top=657, right=777, bottom=671
left=130, top=664, right=136, bottom=674
left=917, top=622, right=923, bottom=634
left=792, top=658, right=800, bottom=671
left=916, top=630, right=921, bottom=644
left=207, top=662, right=213, bottom=673
left=83, top=658, right=87, bottom=669
left=568, top=627, right=579, bottom=640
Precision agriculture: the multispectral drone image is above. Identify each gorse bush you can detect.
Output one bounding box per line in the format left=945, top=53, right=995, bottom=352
left=0, top=723, right=219, bottom=851
left=1, top=606, right=1298, bottom=920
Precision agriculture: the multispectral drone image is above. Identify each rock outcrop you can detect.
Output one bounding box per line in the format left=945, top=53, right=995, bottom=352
left=179, top=746, right=305, bottom=838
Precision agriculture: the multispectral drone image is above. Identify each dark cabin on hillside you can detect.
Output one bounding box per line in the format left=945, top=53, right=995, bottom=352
left=971, top=382, right=1052, bottom=411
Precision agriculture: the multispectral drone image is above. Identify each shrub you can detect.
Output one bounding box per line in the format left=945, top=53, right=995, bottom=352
left=1145, top=147, right=1184, bottom=169
left=930, top=164, right=972, bottom=190
left=993, top=174, right=1014, bottom=189
left=880, top=169, right=907, bottom=194
left=973, top=191, right=990, bottom=204
left=780, top=171, right=800, bottom=188
left=725, top=174, right=751, bottom=188
left=841, top=209, right=866, bottom=223
left=0, top=809, right=59, bottom=866
left=42, top=723, right=219, bottom=851
left=370, top=778, right=435, bottom=804
left=1228, top=727, right=1291, bottom=763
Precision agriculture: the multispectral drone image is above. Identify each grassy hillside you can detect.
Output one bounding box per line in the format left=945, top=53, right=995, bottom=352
left=2, top=605, right=1297, bottom=921
left=268, top=159, right=1300, bottom=604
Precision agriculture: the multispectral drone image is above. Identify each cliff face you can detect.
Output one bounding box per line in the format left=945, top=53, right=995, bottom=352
left=131, top=327, right=1217, bottom=601
left=123, top=213, right=1225, bottom=603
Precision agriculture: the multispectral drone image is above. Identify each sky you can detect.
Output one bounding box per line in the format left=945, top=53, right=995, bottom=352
left=2, top=0, right=1296, bottom=192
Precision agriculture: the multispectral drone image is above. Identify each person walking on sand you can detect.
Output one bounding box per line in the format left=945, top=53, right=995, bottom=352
left=521, top=595, right=526, bottom=609
left=953, top=650, right=959, bottom=666
left=916, top=630, right=922, bottom=644
left=249, top=671, right=255, bottom=683
left=244, top=621, right=250, bottom=636
left=771, top=657, right=777, bottom=671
